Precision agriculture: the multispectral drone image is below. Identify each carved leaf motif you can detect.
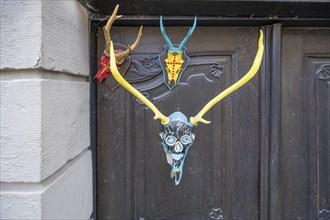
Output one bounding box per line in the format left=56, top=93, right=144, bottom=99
left=140, top=57, right=161, bottom=70
left=209, top=208, right=224, bottom=220
left=124, top=55, right=162, bottom=82
left=209, top=64, right=224, bottom=78
left=319, top=209, right=330, bottom=220
left=317, top=64, right=330, bottom=81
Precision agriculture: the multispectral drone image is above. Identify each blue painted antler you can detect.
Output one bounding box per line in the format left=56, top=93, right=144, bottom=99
left=177, top=16, right=197, bottom=53
left=160, top=16, right=197, bottom=54
left=160, top=16, right=175, bottom=53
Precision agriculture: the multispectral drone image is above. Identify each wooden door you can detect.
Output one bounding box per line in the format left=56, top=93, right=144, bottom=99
left=95, top=25, right=330, bottom=219
left=276, top=28, right=330, bottom=220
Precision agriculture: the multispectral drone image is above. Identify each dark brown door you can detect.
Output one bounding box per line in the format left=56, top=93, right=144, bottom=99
left=96, top=25, right=330, bottom=219
left=276, top=28, right=330, bottom=220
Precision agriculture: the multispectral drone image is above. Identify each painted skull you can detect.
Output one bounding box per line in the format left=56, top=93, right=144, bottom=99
left=159, top=16, right=197, bottom=90
left=164, top=52, right=184, bottom=85
left=159, top=112, right=195, bottom=185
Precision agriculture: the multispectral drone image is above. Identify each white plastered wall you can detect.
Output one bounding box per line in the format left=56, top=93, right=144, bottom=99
left=0, top=0, right=92, bottom=219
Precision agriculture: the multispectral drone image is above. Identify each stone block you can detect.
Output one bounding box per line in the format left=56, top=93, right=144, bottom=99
left=0, top=0, right=42, bottom=70
left=0, top=79, right=43, bottom=182
left=40, top=78, right=90, bottom=180
left=0, top=75, right=90, bottom=182
left=0, top=0, right=89, bottom=76
left=0, top=150, right=93, bottom=219
left=40, top=1, right=89, bottom=75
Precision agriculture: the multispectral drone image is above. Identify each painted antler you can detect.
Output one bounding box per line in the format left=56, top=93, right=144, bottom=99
left=190, top=30, right=264, bottom=126
left=103, top=4, right=121, bottom=57
left=109, top=41, right=170, bottom=125
left=160, top=16, right=175, bottom=53
left=103, top=4, right=143, bottom=64
left=116, top=26, right=143, bottom=64
left=177, top=16, right=197, bottom=53
left=160, top=16, right=197, bottom=54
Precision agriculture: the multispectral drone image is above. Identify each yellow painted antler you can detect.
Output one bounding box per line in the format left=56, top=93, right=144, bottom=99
left=190, top=30, right=264, bottom=126
left=109, top=41, right=170, bottom=125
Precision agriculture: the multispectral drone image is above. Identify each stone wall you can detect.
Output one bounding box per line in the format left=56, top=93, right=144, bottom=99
left=0, top=0, right=92, bottom=219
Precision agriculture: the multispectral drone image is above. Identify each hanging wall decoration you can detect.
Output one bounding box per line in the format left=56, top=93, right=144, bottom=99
left=109, top=30, right=264, bottom=185
left=95, top=4, right=143, bottom=91
left=159, top=16, right=197, bottom=90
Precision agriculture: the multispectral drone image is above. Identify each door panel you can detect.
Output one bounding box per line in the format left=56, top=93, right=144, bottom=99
left=97, top=27, right=261, bottom=219
left=280, top=29, right=330, bottom=219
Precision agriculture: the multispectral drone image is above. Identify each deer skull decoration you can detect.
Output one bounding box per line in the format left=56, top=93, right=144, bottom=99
left=94, top=5, right=143, bottom=83
left=159, top=16, right=197, bottom=90
left=108, top=25, right=264, bottom=184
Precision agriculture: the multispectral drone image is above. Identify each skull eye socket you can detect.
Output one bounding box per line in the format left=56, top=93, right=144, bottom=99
left=180, top=134, right=192, bottom=145
left=165, top=135, right=177, bottom=146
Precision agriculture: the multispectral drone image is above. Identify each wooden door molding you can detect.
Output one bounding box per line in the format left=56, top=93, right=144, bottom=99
left=82, top=0, right=330, bottom=27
